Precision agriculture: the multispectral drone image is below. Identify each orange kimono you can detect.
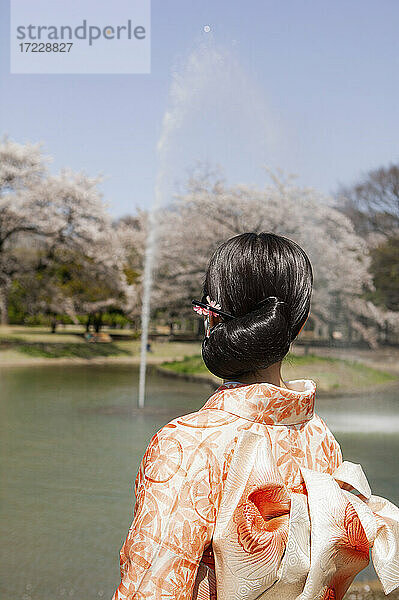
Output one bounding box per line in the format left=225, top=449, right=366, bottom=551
left=112, top=379, right=399, bottom=600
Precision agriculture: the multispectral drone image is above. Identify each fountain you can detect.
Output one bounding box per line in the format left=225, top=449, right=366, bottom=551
left=138, top=33, right=277, bottom=407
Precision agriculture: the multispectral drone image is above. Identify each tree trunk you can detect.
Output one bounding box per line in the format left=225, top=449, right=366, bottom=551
left=51, top=316, right=57, bottom=333
left=347, top=320, right=352, bottom=344
left=94, top=311, right=103, bottom=333
left=0, top=287, right=9, bottom=325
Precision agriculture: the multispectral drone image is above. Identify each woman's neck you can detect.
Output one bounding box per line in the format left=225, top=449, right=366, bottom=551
left=224, top=360, right=288, bottom=389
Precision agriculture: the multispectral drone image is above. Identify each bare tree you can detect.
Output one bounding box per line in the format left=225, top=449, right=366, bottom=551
left=336, top=163, right=399, bottom=241
left=336, top=163, right=399, bottom=337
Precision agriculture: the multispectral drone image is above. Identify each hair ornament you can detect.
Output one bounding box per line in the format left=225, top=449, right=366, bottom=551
left=192, top=295, right=234, bottom=320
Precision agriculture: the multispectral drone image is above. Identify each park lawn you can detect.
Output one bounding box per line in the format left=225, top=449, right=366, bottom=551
left=12, top=340, right=202, bottom=361
left=0, top=324, right=134, bottom=344
left=0, top=326, right=202, bottom=363
left=160, top=352, right=396, bottom=393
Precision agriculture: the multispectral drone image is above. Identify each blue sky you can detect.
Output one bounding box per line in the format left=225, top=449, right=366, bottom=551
left=1, top=0, right=398, bottom=217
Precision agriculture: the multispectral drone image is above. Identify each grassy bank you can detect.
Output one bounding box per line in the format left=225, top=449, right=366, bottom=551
left=0, top=326, right=397, bottom=395
left=0, top=325, right=202, bottom=365
left=160, top=352, right=397, bottom=394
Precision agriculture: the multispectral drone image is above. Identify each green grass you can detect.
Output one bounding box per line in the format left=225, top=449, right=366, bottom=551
left=161, top=352, right=397, bottom=393
left=0, top=326, right=132, bottom=359
left=162, top=354, right=209, bottom=374
left=284, top=353, right=396, bottom=385
left=0, top=325, right=202, bottom=363
left=15, top=341, right=131, bottom=359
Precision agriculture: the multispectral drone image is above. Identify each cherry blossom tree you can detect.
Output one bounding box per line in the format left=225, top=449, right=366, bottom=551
left=17, top=170, right=132, bottom=328
left=4, top=137, right=395, bottom=346
left=148, top=168, right=391, bottom=347
left=1, top=138, right=133, bottom=328
left=0, top=137, right=49, bottom=323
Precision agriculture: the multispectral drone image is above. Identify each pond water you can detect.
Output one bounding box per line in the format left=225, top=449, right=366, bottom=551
left=1, top=364, right=398, bottom=599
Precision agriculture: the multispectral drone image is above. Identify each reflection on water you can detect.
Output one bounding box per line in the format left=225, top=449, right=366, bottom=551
left=317, top=384, right=399, bottom=433
left=0, top=364, right=397, bottom=598
left=319, top=412, right=399, bottom=433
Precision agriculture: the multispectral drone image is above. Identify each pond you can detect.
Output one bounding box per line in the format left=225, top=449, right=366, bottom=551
left=1, top=364, right=398, bottom=599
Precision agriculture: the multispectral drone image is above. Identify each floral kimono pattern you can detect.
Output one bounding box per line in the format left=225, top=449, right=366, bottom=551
left=112, top=379, right=399, bottom=600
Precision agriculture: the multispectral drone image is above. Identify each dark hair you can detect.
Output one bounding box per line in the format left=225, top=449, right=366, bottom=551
left=201, top=232, right=313, bottom=380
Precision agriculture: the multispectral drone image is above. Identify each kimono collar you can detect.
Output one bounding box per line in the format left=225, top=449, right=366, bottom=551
left=201, top=379, right=316, bottom=426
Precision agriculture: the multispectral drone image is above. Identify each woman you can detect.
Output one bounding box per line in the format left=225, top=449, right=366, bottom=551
left=112, top=232, right=399, bottom=600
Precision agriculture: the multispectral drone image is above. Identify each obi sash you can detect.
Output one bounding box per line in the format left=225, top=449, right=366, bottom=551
left=212, top=431, right=399, bottom=600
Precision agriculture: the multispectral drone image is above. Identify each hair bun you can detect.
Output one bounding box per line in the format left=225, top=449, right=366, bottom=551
left=201, top=231, right=313, bottom=380
left=202, top=296, right=291, bottom=380
left=253, top=296, right=285, bottom=310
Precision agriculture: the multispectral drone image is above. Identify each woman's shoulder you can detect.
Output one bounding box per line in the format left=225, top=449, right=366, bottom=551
left=142, top=406, right=237, bottom=474
left=154, top=404, right=238, bottom=439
